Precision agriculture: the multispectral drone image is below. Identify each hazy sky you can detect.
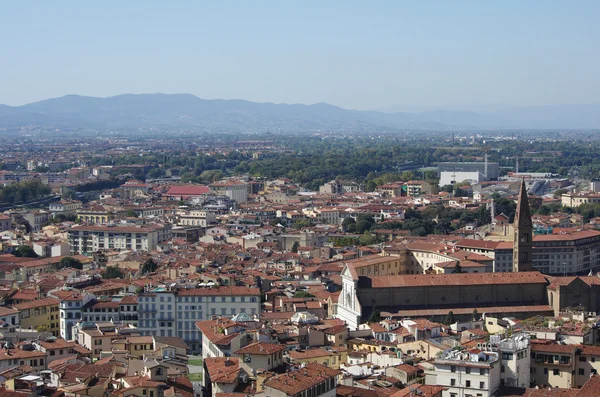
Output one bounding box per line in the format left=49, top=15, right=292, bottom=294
left=1, top=1, right=599, bottom=109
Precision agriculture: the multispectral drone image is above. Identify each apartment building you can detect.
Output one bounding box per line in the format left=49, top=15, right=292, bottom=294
left=233, top=342, right=286, bottom=374
left=12, top=297, right=60, bottom=336
left=458, top=230, right=600, bottom=275
left=68, top=224, right=170, bottom=254
left=177, top=210, right=216, bottom=227
left=426, top=349, right=501, bottom=397
left=562, top=193, right=600, bottom=208
left=0, top=214, right=12, bottom=232
left=76, top=322, right=127, bottom=359
left=197, top=318, right=252, bottom=360
left=496, top=334, right=531, bottom=388
left=22, top=211, right=50, bottom=232
left=50, top=290, right=94, bottom=341
left=0, top=306, right=19, bottom=329
left=210, top=180, right=248, bottom=204
left=49, top=200, right=82, bottom=217
left=81, top=299, right=121, bottom=323
left=119, top=295, right=138, bottom=326
left=0, top=346, right=47, bottom=372
left=530, top=341, right=578, bottom=388
left=532, top=230, right=600, bottom=275
left=137, top=286, right=261, bottom=354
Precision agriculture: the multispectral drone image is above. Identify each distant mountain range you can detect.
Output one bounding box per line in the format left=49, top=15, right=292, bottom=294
left=0, top=94, right=599, bottom=131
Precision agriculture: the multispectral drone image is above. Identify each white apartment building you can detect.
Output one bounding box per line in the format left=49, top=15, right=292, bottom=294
left=177, top=210, right=216, bottom=227
left=49, top=200, right=83, bottom=217
left=210, top=181, right=248, bottom=204
left=496, top=334, right=531, bottom=388
left=137, top=286, right=261, bottom=354
left=426, top=349, right=501, bottom=397
left=68, top=224, right=168, bottom=255
left=52, top=290, right=94, bottom=341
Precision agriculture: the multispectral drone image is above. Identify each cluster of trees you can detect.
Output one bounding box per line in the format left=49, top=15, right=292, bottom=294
left=56, top=257, right=83, bottom=270
left=373, top=205, right=491, bottom=237
left=572, top=202, right=600, bottom=223
left=101, top=266, right=125, bottom=279
left=13, top=245, right=38, bottom=258
left=74, top=179, right=122, bottom=192
left=343, top=214, right=376, bottom=234
left=77, top=133, right=600, bottom=190
left=141, top=259, right=158, bottom=274
left=0, top=180, right=52, bottom=206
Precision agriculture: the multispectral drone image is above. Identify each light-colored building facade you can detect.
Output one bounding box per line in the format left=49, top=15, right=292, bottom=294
left=68, top=224, right=168, bottom=254
left=49, top=200, right=82, bottom=217
left=13, top=297, right=60, bottom=336
left=426, top=350, right=501, bottom=397
left=210, top=181, right=249, bottom=204
left=137, top=286, right=261, bottom=354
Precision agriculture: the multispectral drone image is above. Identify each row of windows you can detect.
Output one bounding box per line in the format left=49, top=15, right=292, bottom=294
left=450, top=366, right=487, bottom=375
left=449, top=378, right=486, bottom=389
left=139, top=296, right=258, bottom=305
left=138, top=307, right=258, bottom=326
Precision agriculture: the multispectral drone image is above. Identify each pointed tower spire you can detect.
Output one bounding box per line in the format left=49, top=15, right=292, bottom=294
left=515, top=178, right=532, bottom=227
left=513, top=178, right=533, bottom=272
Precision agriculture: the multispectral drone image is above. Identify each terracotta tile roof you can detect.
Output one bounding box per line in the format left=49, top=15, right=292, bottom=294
left=264, top=363, right=340, bottom=395
left=534, top=230, right=600, bottom=242
left=234, top=342, right=286, bottom=355
left=575, top=373, right=600, bottom=397
left=456, top=239, right=500, bottom=250
left=369, top=271, right=546, bottom=288
left=0, top=348, right=46, bottom=361
left=36, top=338, right=77, bottom=350
left=530, top=340, right=579, bottom=354
left=167, top=186, right=211, bottom=197
left=337, top=385, right=380, bottom=397
left=394, top=364, right=419, bottom=375
left=195, top=319, right=245, bottom=345
left=204, top=357, right=241, bottom=384
left=288, top=348, right=336, bottom=360
left=0, top=306, right=21, bottom=317
left=119, top=295, right=138, bottom=304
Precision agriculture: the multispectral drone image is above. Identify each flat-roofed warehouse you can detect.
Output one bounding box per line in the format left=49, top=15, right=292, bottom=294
left=437, top=161, right=500, bottom=180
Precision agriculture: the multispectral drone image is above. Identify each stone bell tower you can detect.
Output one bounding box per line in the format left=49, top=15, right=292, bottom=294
left=513, top=178, right=533, bottom=272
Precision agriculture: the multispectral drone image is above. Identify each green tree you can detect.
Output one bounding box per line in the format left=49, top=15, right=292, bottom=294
left=553, top=189, right=568, bottom=199
left=102, top=266, right=125, bottom=279
left=355, top=214, right=375, bottom=234
left=366, top=180, right=377, bottom=192
left=443, top=311, right=456, bottom=325
left=342, top=217, right=357, bottom=233
left=358, top=231, right=379, bottom=246
left=270, top=217, right=284, bottom=227
left=58, top=257, right=83, bottom=270
left=126, top=209, right=138, bottom=217
left=368, top=308, right=382, bottom=323
left=291, top=241, right=300, bottom=253
left=14, top=245, right=38, bottom=258
left=452, top=261, right=463, bottom=273
left=472, top=308, right=479, bottom=321
left=292, top=220, right=314, bottom=229
left=141, top=259, right=158, bottom=274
